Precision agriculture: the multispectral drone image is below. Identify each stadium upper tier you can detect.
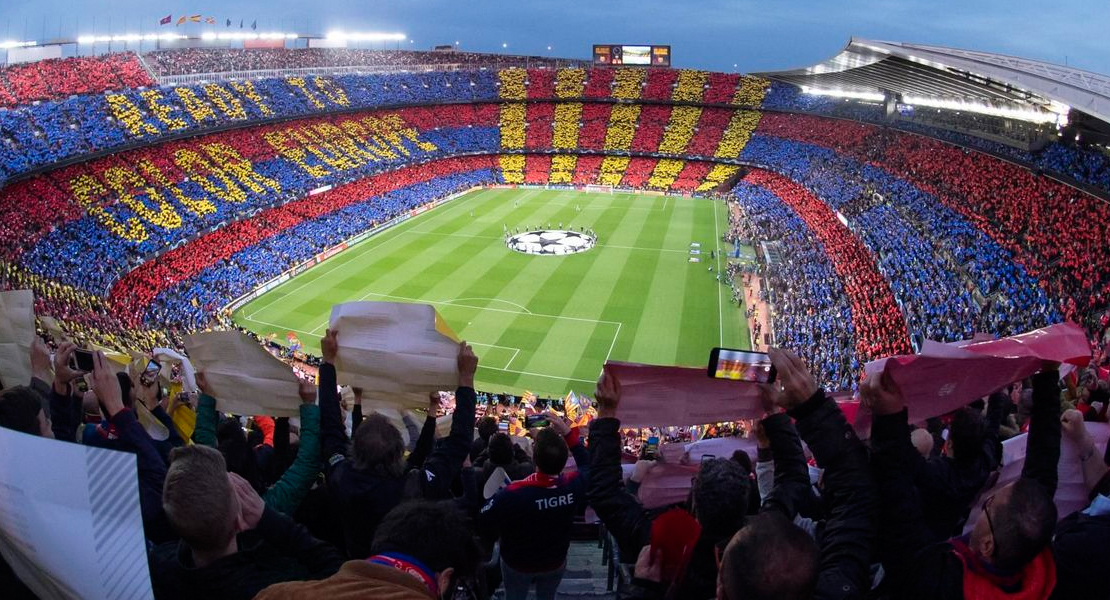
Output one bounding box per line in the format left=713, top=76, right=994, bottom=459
left=1, top=51, right=1108, bottom=392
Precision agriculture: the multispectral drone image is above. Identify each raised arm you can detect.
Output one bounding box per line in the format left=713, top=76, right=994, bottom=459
left=1021, top=368, right=1061, bottom=495
left=863, top=366, right=935, bottom=589
left=418, top=342, right=478, bottom=499
left=757, top=411, right=810, bottom=519
left=772, top=348, right=876, bottom=598
left=192, top=372, right=220, bottom=447
left=262, top=380, right=322, bottom=515
left=405, top=393, right=439, bottom=469
left=586, top=371, right=652, bottom=559
left=317, top=329, right=349, bottom=469
left=91, top=351, right=167, bottom=526
left=1061, top=409, right=1110, bottom=494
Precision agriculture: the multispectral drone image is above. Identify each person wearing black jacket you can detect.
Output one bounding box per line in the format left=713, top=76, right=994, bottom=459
left=718, top=348, right=877, bottom=600
left=867, top=365, right=1061, bottom=600
left=588, top=370, right=752, bottom=600
left=318, top=328, right=477, bottom=560
left=478, top=415, right=588, bottom=600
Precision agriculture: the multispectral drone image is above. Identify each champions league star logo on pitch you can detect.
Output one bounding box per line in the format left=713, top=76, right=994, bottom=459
left=505, top=229, right=597, bottom=256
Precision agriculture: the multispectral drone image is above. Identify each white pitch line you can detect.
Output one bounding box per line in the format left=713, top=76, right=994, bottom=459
left=504, top=348, right=521, bottom=370
left=467, top=341, right=521, bottom=352
left=355, top=290, right=622, bottom=326
left=443, top=297, right=534, bottom=315
left=477, top=365, right=597, bottom=384
left=603, top=322, right=622, bottom=365
left=245, top=189, right=481, bottom=319
left=713, top=199, right=724, bottom=346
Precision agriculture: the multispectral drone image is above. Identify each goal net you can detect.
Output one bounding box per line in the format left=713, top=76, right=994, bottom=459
left=584, top=184, right=614, bottom=195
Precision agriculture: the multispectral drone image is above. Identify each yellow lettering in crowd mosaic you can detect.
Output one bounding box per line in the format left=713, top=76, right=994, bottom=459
left=69, top=143, right=279, bottom=242
left=264, top=113, right=439, bottom=177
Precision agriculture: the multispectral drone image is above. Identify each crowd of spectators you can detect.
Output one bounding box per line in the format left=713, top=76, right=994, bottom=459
left=5, top=303, right=1110, bottom=599
left=750, top=114, right=1095, bottom=328
left=6, top=105, right=501, bottom=297
left=0, top=52, right=154, bottom=108
left=143, top=47, right=588, bottom=77
left=760, top=79, right=1110, bottom=196
left=726, top=181, right=860, bottom=390
left=114, top=157, right=500, bottom=328
left=743, top=169, right=912, bottom=362
left=0, top=69, right=503, bottom=186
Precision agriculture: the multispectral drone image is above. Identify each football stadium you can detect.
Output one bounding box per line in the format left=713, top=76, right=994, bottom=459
left=2, top=5, right=1110, bottom=600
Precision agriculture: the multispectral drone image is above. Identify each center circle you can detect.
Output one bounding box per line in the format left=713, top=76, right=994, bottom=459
left=505, top=229, right=597, bottom=256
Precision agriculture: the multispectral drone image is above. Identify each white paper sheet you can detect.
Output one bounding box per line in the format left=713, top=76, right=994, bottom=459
left=329, top=302, right=460, bottom=404
left=0, top=289, right=35, bottom=388
left=184, top=330, right=302, bottom=417
left=0, top=427, right=152, bottom=600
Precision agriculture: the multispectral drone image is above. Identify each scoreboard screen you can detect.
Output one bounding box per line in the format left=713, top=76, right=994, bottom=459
left=593, top=44, right=671, bottom=67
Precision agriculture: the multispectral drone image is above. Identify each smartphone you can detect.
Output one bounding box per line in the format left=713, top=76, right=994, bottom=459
left=708, top=347, right=776, bottom=383
left=140, top=359, right=161, bottom=386
left=497, top=421, right=509, bottom=433
left=524, top=415, right=550, bottom=429
left=71, top=349, right=95, bottom=373
left=642, top=436, right=659, bottom=460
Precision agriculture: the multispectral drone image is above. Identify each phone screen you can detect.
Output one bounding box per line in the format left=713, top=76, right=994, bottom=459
left=73, top=349, right=95, bottom=373
left=708, top=348, right=776, bottom=383
left=141, top=360, right=161, bottom=385
left=498, top=421, right=509, bottom=433
left=524, top=415, right=550, bottom=429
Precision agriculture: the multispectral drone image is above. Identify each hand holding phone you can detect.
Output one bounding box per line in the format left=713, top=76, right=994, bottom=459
left=524, top=414, right=550, bottom=429
left=71, top=348, right=96, bottom=373
left=708, top=348, right=776, bottom=383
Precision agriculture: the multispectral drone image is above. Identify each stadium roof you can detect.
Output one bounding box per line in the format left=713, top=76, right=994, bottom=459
left=755, top=38, right=1110, bottom=126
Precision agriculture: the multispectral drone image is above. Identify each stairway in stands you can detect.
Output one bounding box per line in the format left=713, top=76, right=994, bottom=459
left=490, top=540, right=620, bottom=599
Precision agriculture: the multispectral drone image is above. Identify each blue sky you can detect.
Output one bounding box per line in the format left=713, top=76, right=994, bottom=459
left=4, top=0, right=1109, bottom=75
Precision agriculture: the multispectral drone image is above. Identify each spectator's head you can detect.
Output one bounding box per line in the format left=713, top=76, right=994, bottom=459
left=945, top=407, right=985, bottom=465
left=911, top=428, right=934, bottom=458
left=371, top=500, right=481, bottom=597
left=487, top=432, right=514, bottom=466
left=971, top=478, right=1057, bottom=570
left=718, top=512, right=818, bottom=600
left=0, top=386, right=51, bottom=438
left=533, top=427, right=568, bottom=476
left=692, top=458, right=749, bottom=536
left=162, top=446, right=238, bottom=555
left=477, top=416, right=498, bottom=442
left=730, top=449, right=753, bottom=474
left=352, top=413, right=405, bottom=477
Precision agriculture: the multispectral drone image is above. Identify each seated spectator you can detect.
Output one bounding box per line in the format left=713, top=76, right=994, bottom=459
left=478, top=415, right=589, bottom=600
left=148, top=445, right=343, bottom=599
left=254, top=499, right=482, bottom=600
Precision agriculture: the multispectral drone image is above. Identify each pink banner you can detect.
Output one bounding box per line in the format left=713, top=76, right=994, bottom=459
left=962, top=423, right=1110, bottom=534
left=864, top=323, right=1090, bottom=423
left=604, top=361, right=765, bottom=427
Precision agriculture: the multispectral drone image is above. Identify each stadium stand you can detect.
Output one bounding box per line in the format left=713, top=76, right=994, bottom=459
left=4, top=43, right=1110, bottom=600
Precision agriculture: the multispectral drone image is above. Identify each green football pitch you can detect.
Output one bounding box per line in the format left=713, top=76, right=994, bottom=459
left=233, top=187, right=749, bottom=397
